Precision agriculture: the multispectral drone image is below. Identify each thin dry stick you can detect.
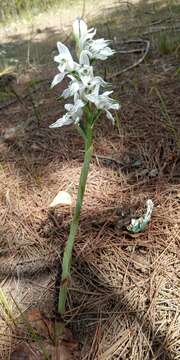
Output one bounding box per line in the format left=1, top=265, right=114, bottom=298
left=80, top=150, right=125, bottom=166
left=81, top=0, right=86, bottom=19
left=107, top=40, right=150, bottom=80
left=118, top=49, right=145, bottom=54
left=142, top=25, right=180, bottom=36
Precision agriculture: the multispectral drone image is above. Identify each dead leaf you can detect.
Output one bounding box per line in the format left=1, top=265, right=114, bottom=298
left=26, top=308, right=54, bottom=339
left=132, top=254, right=149, bottom=272
left=3, top=125, right=23, bottom=140
left=31, top=143, right=41, bottom=151
left=11, top=342, right=44, bottom=360
left=49, top=191, right=72, bottom=208
left=12, top=309, right=80, bottom=360
left=11, top=339, right=79, bottom=360
left=123, top=231, right=144, bottom=238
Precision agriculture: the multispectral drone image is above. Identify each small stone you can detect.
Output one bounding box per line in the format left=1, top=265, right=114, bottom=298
left=49, top=191, right=72, bottom=208
left=149, top=168, right=158, bottom=177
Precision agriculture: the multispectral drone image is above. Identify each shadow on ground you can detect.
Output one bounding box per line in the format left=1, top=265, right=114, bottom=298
left=67, top=258, right=175, bottom=359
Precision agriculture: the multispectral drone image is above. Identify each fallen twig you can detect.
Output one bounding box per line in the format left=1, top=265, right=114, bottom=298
left=118, top=49, right=144, bottom=54
left=81, top=0, right=86, bottom=19
left=151, top=16, right=172, bottom=26
left=107, top=39, right=150, bottom=79
left=142, top=25, right=180, bottom=36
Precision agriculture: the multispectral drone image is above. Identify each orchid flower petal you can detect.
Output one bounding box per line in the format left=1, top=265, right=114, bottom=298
left=73, top=18, right=88, bottom=41
left=49, top=114, right=73, bottom=128
left=106, top=110, right=115, bottom=124
left=57, top=42, right=73, bottom=62
left=55, top=42, right=75, bottom=72
left=79, top=51, right=90, bottom=66
left=65, top=103, right=73, bottom=112
left=51, top=72, right=66, bottom=88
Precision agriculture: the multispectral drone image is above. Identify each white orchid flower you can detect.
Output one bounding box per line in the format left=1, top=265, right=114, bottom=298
left=86, top=39, right=115, bottom=60
left=82, top=76, right=108, bottom=101
left=60, top=52, right=94, bottom=99
left=60, top=51, right=107, bottom=101
left=49, top=99, right=85, bottom=128
left=86, top=87, right=117, bottom=109
left=61, top=78, right=81, bottom=99
left=51, top=42, right=77, bottom=88
left=61, top=75, right=107, bottom=104
left=54, top=42, right=75, bottom=72
left=78, top=51, right=94, bottom=86
left=77, top=52, right=108, bottom=91
left=73, top=18, right=96, bottom=52
left=86, top=89, right=120, bottom=124
left=73, top=19, right=114, bottom=61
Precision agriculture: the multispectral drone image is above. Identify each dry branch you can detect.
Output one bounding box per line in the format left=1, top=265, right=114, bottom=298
left=107, top=39, right=150, bottom=79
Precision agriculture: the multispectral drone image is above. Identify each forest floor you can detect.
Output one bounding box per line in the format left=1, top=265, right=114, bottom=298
left=0, top=0, right=180, bottom=359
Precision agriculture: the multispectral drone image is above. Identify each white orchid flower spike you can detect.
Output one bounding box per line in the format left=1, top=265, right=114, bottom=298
left=50, top=18, right=120, bottom=128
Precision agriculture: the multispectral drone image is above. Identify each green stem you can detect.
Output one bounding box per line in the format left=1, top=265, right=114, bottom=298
left=58, top=120, right=93, bottom=315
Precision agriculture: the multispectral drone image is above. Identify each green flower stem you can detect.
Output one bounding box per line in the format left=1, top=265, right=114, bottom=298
left=58, top=119, right=93, bottom=316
